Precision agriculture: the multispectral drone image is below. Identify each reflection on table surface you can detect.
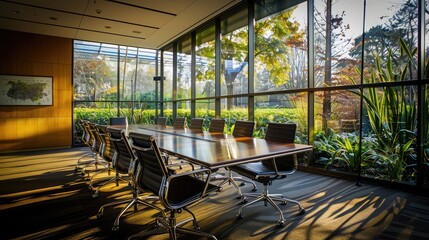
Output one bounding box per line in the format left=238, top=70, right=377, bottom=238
left=109, top=124, right=312, bottom=169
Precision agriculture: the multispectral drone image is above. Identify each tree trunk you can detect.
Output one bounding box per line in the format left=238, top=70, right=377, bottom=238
left=322, top=0, right=332, bottom=134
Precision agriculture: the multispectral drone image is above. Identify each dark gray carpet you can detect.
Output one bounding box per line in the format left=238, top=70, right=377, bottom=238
left=1, top=147, right=428, bottom=240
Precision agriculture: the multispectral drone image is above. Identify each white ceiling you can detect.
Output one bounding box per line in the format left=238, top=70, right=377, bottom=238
left=0, top=0, right=242, bottom=49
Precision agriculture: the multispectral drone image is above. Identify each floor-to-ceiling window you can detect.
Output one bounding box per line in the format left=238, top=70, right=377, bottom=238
left=73, top=0, right=428, bottom=191
left=73, top=41, right=159, bottom=143
left=158, top=0, right=428, bottom=190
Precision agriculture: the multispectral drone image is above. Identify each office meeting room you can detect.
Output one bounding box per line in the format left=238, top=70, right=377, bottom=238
left=1, top=0, right=428, bottom=239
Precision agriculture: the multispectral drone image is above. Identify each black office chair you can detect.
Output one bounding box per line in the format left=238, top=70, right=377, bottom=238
left=156, top=117, right=167, bottom=126
left=173, top=117, right=187, bottom=129
left=110, top=117, right=128, bottom=125
left=96, top=127, right=164, bottom=231
left=230, top=122, right=305, bottom=226
left=214, top=120, right=257, bottom=197
left=89, top=125, right=119, bottom=194
left=128, top=132, right=218, bottom=240
left=208, top=119, right=225, bottom=133
left=79, top=121, right=109, bottom=178
left=189, top=118, right=204, bottom=130
left=75, top=120, right=96, bottom=172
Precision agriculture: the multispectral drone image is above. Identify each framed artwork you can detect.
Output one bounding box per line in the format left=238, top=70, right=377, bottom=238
left=0, top=75, right=53, bottom=106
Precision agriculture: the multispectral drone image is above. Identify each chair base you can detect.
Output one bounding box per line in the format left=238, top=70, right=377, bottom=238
left=91, top=174, right=129, bottom=198
left=213, top=170, right=257, bottom=198
left=97, top=190, right=165, bottom=231
left=237, top=183, right=305, bottom=227
left=128, top=210, right=217, bottom=240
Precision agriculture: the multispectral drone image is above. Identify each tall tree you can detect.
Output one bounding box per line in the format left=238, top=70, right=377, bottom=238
left=73, top=58, right=113, bottom=102
left=196, top=6, right=305, bottom=109
left=314, top=0, right=351, bottom=133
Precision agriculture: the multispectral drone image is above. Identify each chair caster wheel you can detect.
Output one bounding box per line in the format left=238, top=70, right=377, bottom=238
left=277, top=220, right=285, bottom=227
left=241, top=199, right=247, bottom=204
left=236, top=195, right=242, bottom=199
left=96, top=212, right=103, bottom=218
left=299, top=208, right=306, bottom=215
left=236, top=214, right=243, bottom=220
left=112, top=225, right=119, bottom=232
left=251, top=188, right=257, bottom=192
left=92, top=193, right=99, bottom=199
left=281, top=201, right=287, bottom=205
left=240, top=182, right=246, bottom=186
left=217, top=187, right=223, bottom=192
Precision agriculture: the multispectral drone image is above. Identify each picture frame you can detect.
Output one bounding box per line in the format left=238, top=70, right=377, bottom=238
left=0, top=75, right=53, bottom=106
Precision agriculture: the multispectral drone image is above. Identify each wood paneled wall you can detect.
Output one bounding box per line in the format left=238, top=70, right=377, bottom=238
left=0, top=30, right=73, bottom=152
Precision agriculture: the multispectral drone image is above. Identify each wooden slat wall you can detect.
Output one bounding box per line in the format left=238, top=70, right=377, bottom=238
left=0, top=30, right=73, bottom=152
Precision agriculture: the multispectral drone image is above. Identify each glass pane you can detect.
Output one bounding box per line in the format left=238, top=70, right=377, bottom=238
left=136, top=48, right=157, bottom=108
left=255, top=0, right=308, bottom=92
left=73, top=101, right=118, bottom=144
left=73, top=41, right=118, bottom=101
left=424, top=85, right=429, bottom=187
left=177, top=100, right=191, bottom=126
left=363, top=0, right=418, bottom=82
left=196, top=24, right=216, bottom=98
left=163, top=102, right=173, bottom=125
left=314, top=0, right=364, bottom=87
left=163, top=47, right=174, bottom=101
left=196, top=99, right=215, bottom=118
left=254, top=93, right=308, bottom=144
left=119, top=46, right=138, bottom=101
left=220, top=8, right=248, bottom=99
left=177, top=36, right=192, bottom=100
left=313, top=90, right=361, bottom=169
left=196, top=99, right=216, bottom=130
left=220, top=97, right=248, bottom=134
left=361, top=86, right=417, bottom=184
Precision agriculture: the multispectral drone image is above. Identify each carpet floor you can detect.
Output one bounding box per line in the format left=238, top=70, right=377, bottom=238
left=1, top=147, right=428, bottom=240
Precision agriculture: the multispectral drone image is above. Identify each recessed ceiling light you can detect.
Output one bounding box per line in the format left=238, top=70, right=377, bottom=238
left=132, top=30, right=141, bottom=34
left=49, top=17, right=58, bottom=21
left=96, top=9, right=102, bottom=14
left=105, top=26, right=111, bottom=29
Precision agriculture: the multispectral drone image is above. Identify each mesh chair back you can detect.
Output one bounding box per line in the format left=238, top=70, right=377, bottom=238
left=173, top=117, right=187, bottom=129
left=129, top=132, right=168, bottom=195
left=208, top=119, right=225, bottom=133
left=233, top=120, right=255, bottom=137
left=189, top=118, right=204, bottom=130
left=263, top=122, right=297, bottom=171
left=265, top=123, right=296, bottom=143
left=86, top=122, right=101, bottom=153
left=109, top=117, right=127, bottom=125
left=107, top=127, right=133, bottom=174
left=156, top=117, right=167, bottom=126
left=80, top=120, right=91, bottom=145
left=96, top=125, right=115, bottom=163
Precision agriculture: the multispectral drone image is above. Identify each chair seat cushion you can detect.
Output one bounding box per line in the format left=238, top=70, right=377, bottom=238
left=229, top=161, right=287, bottom=183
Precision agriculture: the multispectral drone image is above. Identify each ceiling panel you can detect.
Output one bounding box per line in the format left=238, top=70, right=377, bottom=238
left=75, top=29, right=146, bottom=48
left=0, top=1, right=83, bottom=27
left=115, top=0, right=193, bottom=14
left=0, top=0, right=243, bottom=49
left=5, top=0, right=89, bottom=13
left=0, top=18, right=77, bottom=39
left=83, top=0, right=174, bottom=28
left=79, top=16, right=156, bottom=39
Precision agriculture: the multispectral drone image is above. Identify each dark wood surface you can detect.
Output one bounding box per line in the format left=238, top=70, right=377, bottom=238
left=112, top=124, right=312, bottom=169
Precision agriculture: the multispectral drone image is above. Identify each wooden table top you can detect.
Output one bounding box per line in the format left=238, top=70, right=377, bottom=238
left=112, top=124, right=312, bottom=169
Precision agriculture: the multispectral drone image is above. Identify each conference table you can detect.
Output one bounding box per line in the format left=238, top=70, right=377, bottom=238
left=111, top=124, right=312, bottom=170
